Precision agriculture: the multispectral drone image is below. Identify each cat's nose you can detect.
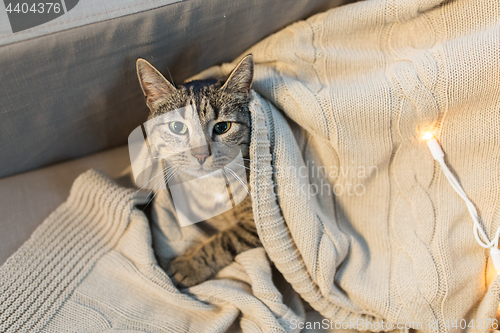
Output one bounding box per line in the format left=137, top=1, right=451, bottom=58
left=194, top=154, right=208, bottom=165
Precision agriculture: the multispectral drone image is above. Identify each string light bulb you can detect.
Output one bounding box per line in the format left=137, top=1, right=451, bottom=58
left=421, top=131, right=500, bottom=274
left=421, top=131, right=434, bottom=141
left=422, top=132, right=444, bottom=160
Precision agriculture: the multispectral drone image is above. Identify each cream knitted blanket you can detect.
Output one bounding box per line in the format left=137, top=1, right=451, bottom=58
left=0, top=169, right=304, bottom=332
left=2, top=0, right=500, bottom=332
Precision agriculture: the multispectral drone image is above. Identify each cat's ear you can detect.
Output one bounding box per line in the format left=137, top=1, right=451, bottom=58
left=221, top=54, right=254, bottom=99
left=136, top=59, right=177, bottom=107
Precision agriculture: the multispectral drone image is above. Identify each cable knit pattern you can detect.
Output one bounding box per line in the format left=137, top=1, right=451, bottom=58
left=192, top=0, right=500, bottom=332
left=389, top=61, right=440, bottom=327
left=384, top=9, right=442, bottom=328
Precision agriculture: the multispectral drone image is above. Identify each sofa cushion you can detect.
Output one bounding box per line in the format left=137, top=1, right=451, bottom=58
left=0, top=0, right=350, bottom=179
left=0, top=0, right=182, bottom=43
left=0, top=145, right=130, bottom=265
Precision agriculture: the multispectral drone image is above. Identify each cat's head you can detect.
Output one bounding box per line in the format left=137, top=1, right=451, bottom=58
left=136, top=55, right=253, bottom=179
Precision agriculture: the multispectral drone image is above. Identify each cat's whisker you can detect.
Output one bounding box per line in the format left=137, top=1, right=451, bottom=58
left=222, top=169, right=251, bottom=202
left=235, top=157, right=253, bottom=162
left=234, top=157, right=272, bottom=167
left=234, top=163, right=252, bottom=170
left=221, top=169, right=239, bottom=200
left=135, top=163, right=179, bottom=197
left=142, top=156, right=175, bottom=162
left=143, top=166, right=181, bottom=208
left=221, top=168, right=238, bottom=191
left=235, top=156, right=279, bottom=168
left=234, top=163, right=278, bottom=175
left=165, top=166, right=182, bottom=184
left=143, top=176, right=166, bottom=207
left=134, top=167, right=171, bottom=194
left=224, top=166, right=252, bottom=197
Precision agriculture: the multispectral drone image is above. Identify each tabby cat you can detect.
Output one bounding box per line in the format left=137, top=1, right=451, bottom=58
left=136, top=55, right=261, bottom=288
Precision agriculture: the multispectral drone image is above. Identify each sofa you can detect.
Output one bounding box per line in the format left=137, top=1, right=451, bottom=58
left=0, top=0, right=350, bottom=265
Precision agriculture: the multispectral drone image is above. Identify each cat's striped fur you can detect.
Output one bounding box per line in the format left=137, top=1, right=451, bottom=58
left=136, top=55, right=261, bottom=287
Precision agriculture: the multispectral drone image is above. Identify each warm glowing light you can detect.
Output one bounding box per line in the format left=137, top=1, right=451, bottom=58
left=491, top=247, right=500, bottom=275
left=421, top=131, right=434, bottom=141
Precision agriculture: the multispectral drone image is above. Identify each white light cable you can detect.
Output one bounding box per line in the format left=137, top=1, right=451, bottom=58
left=423, top=132, right=500, bottom=272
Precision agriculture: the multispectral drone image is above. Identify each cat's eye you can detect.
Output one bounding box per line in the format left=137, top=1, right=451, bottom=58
left=168, top=121, right=188, bottom=135
left=213, top=122, right=231, bottom=135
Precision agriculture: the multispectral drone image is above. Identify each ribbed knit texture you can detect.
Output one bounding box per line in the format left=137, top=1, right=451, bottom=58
left=191, top=0, right=500, bottom=332
left=0, top=170, right=149, bottom=332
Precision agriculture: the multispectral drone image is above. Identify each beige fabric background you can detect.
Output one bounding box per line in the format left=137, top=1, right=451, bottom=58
left=193, top=0, right=500, bottom=331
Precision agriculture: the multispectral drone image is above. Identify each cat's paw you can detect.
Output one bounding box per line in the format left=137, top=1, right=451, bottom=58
left=166, top=254, right=215, bottom=288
